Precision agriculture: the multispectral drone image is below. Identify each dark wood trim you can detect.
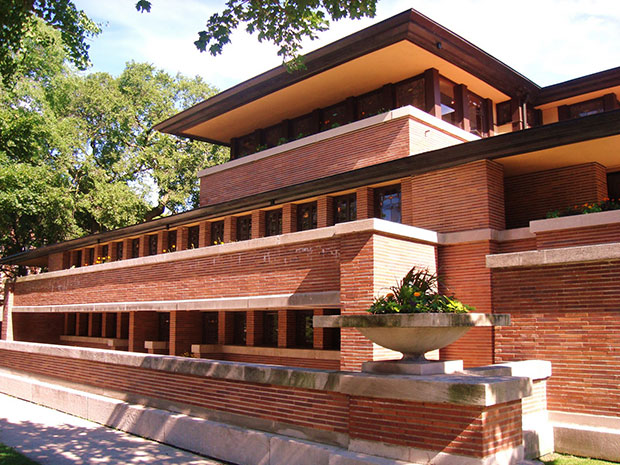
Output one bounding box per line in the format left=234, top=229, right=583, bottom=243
left=510, top=98, right=524, bottom=131
left=535, top=66, right=620, bottom=106
left=557, top=105, right=570, bottom=122
left=154, top=9, right=539, bottom=140
left=7, top=109, right=620, bottom=266
left=484, top=98, right=494, bottom=136
left=454, top=84, right=469, bottom=132
left=424, top=68, right=441, bottom=117
left=603, top=93, right=620, bottom=111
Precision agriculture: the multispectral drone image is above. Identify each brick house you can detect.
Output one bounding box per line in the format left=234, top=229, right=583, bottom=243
left=2, top=9, right=620, bottom=463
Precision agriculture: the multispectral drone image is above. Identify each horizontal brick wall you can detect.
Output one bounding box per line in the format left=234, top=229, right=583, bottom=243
left=199, top=116, right=465, bottom=207
left=200, top=117, right=412, bottom=206
left=0, top=347, right=522, bottom=458
left=407, top=160, right=505, bottom=233
left=535, top=222, right=620, bottom=250
left=497, top=237, right=537, bottom=254
left=12, top=313, right=64, bottom=345
left=493, top=261, right=620, bottom=417
left=505, top=163, right=608, bottom=229
left=438, top=241, right=497, bottom=367
left=350, top=397, right=521, bottom=457
left=522, top=380, right=547, bottom=417
left=14, top=238, right=341, bottom=307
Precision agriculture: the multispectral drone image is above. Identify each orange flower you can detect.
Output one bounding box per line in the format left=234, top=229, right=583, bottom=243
left=414, top=291, right=421, bottom=297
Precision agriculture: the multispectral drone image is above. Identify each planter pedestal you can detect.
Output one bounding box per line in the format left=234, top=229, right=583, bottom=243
left=362, top=358, right=463, bottom=375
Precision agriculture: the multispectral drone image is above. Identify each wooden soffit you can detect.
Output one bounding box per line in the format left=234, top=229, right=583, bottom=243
left=155, top=9, right=537, bottom=145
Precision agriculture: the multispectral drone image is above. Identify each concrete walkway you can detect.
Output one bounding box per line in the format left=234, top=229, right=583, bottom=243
left=0, top=393, right=230, bottom=465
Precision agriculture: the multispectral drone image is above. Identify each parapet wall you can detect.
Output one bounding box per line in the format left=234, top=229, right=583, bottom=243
left=0, top=341, right=545, bottom=465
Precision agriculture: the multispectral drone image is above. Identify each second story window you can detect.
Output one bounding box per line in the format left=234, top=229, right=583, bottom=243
left=115, top=241, right=123, bottom=261
left=148, top=234, right=158, bottom=256
left=188, top=225, right=200, bottom=249
left=297, top=202, right=317, bottom=231
left=73, top=250, right=82, bottom=268
left=233, top=312, right=246, bottom=345
left=334, top=194, right=357, bottom=224
left=86, top=247, right=95, bottom=266
left=295, top=310, right=314, bottom=348
left=265, top=209, right=282, bottom=237
left=211, top=221, right=225, bottom=244
left=263, top=311, right=278, bottom=347
left=131, top=238, right=140, bottom=258
left=167, top=230, right=177, bottom=253
left=375, top=185, right=401, bottom=223
left=236, top=215, right=252, bottom=241
left=202, top=312, right=219, bottom=344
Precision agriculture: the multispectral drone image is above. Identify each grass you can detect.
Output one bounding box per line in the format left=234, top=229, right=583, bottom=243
left=0, top=443, right=40, bottom=465
left=540, top=453, right=620, bottom=465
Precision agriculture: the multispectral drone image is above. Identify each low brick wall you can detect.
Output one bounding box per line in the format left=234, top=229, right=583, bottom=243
left=0, top=341, right=535, bottom=464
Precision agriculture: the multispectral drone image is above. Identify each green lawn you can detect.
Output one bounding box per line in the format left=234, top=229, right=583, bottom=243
left=540, top=453, right=620, bottom=465
left=0, top=443, right=40, bottom=465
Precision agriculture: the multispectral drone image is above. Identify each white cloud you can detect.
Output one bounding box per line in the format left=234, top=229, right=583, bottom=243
left=74, top=0, right=620, bottom=89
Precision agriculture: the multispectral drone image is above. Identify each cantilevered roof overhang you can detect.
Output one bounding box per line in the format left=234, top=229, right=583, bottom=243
left=154, top=9, right=538, bottom=145
left=5, top=109, right=619, bottom=267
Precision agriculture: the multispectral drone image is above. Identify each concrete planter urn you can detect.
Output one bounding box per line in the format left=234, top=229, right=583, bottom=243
left=314, top=313, right=510, bottom=374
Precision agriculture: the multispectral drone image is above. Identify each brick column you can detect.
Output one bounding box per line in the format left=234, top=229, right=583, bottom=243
left=218, top=311, right=234, bottom=345
left=199, top=221, right=211, bottom=248
left=246, top=311, right=264, bottom=346
left=48, top=252, right=65, bottom=272
left=169, top=311, right=203, bottom=356
left=224, top=216, right=236, bottom=242
left=157, top=231, right=167, bottom=254
left=1, top=282, right=14, bottom=340
left=282, top=204, right=296, bottom=234
left=88, top=313, right=102, bottom=337
left=400, top=176, right=414, bottom=226
left=251, top=210, right=265, bottom=239
left=102, top=313, right=116, bottom=338
left=128, top=311, right=158, bottom=353
left=317, top=196, right=333, bottom=228
left=177, top=227, right=189, bottom=251
left=313, top=309, right=328, bottom=349
left=278, top=310, right=296, bottom=348
left=122, top=238, right=132, bottom=260
left=139, top=235, right=149, bottom=257
left=76, top=313, right=88, bottom=336
left=356, top=187, right=374, bottom=220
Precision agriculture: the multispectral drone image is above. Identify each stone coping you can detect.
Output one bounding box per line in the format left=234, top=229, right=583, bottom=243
left=486, top=242, right=620, bottom=269
left=0, top=340, right=533, bottom=407
left=191, top=344, right=340, bottom=360
left=197, top=105, right=477, bottom=178
left=465, top=360, right=552, bottom=381
left=530, top=209, right=620, bottom=234
left=314, top=313, right=510, bottom=328
left=16, top=219, right=438, bottom=284
left=59, top=335, right=128, bottom=348
left=12, top=291, right=340, bottom=313
left=145, top=341, right=168, bottom=350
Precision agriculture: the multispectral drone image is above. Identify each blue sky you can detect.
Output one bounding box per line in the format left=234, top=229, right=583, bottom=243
left=74, top=0, right=620, bottom=91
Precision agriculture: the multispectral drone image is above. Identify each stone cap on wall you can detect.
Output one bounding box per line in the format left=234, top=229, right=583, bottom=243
left=0, top=340, right=536, bottom=407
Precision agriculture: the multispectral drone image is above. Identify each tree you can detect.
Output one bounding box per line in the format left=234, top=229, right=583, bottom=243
left=0, top=20, right=228, bottom=265
left=136, top=0, right=378, bottom=69
left=0, top=0, right=100, bottom=86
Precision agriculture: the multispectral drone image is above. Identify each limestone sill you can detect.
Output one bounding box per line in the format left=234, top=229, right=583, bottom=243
left=191, top=344, right=340, bottom=360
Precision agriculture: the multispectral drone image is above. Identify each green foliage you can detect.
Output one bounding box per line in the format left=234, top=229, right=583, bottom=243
left=0, top=442, right=40, bottom=465
left=546, top=198, right=620, bottom=219
left=0, top=20, right=228, bottom=267
left=539, top=453, right=619, bottom=465
left=136, top=0, right=378, bottom=70
left=368, top=267, right=475, bottom=314
left=0, top=0, right=100, bottom=87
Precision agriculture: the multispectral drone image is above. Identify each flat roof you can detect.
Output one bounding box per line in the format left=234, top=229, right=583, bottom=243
left=154, top=9, right=539, bottom=145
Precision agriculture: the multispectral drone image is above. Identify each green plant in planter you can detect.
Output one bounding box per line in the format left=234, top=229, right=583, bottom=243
left=547, top=198, right=620, bottom=218
left=368, top=267, right=474, bottom=314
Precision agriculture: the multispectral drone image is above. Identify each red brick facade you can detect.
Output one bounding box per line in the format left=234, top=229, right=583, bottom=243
left=492, top=260, right=620, bottom=417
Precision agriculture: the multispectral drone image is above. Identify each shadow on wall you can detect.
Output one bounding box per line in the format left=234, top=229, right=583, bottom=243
left=0, top=413, right=232, bottom=465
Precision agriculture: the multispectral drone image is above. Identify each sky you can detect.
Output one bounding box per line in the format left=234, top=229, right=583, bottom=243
left=73, top=0, right=620, bottom=92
